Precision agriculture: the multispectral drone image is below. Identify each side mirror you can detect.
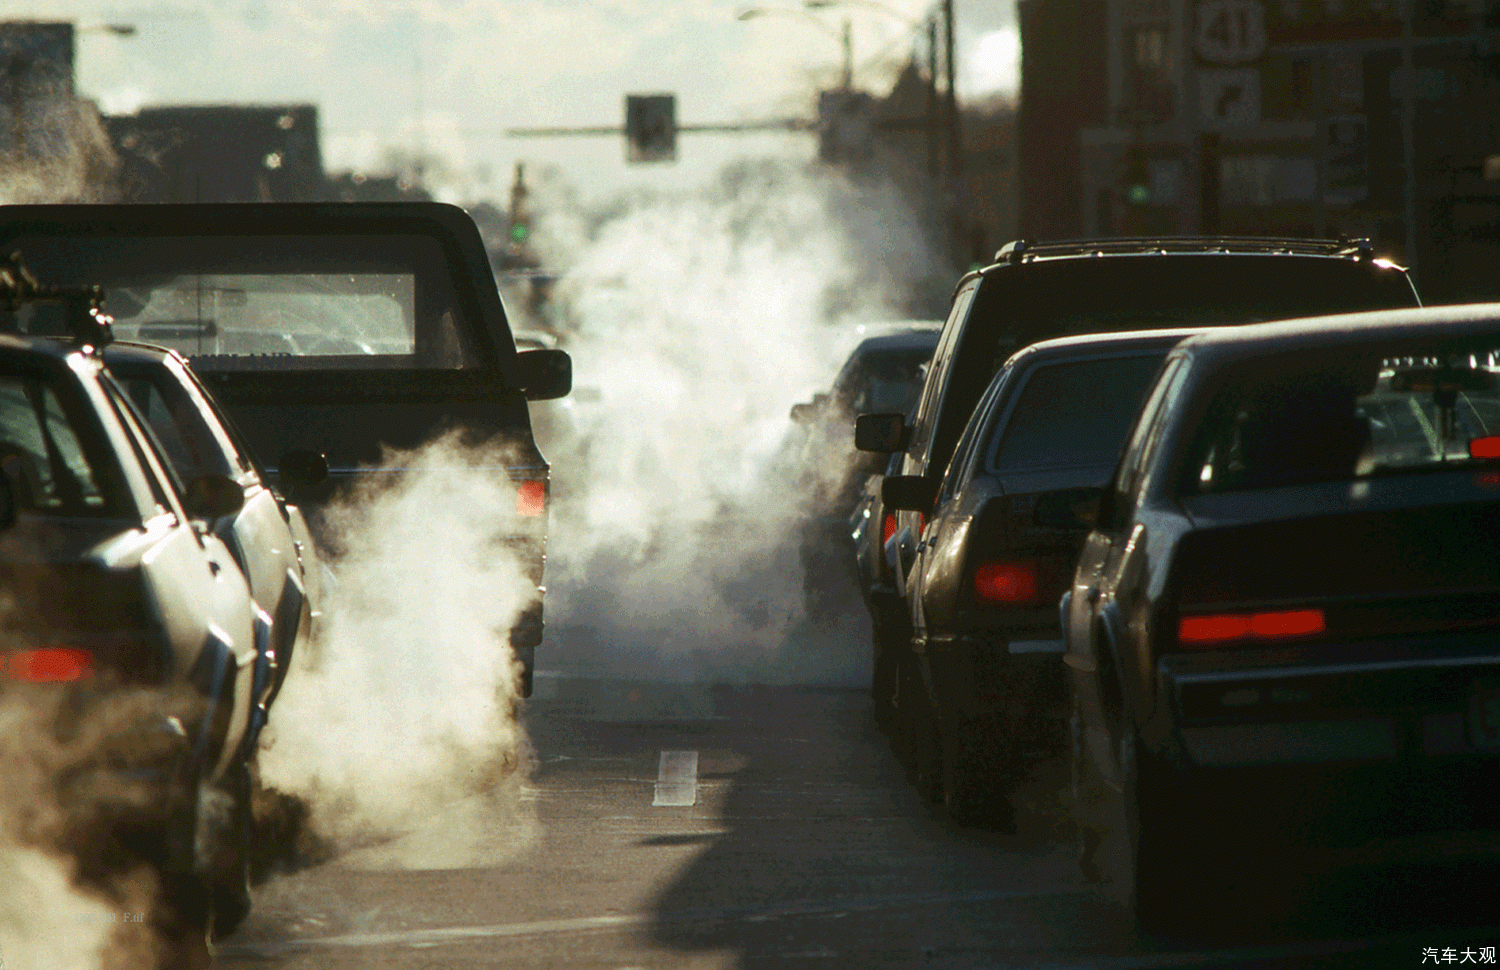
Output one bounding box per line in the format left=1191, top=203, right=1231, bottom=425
left=855, top=413, right=908, bottom=453
left=882, top=474, right=937, bottom=513
left=515, top=348, right=572, bottom=401
left=183, top=474, right=245, bottom=521
left=1033, top=486, right=1104, bottom=530
left=280, top=450, right=329, bottom=489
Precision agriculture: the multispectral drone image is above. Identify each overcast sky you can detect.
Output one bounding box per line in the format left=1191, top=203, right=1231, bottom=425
left=8, top=0, right=1018, bottom=202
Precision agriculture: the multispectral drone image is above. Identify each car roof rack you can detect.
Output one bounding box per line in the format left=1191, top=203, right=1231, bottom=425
left=993, top=236, right=1379, bottom=264
left=0, top=252, right=114, bottom=350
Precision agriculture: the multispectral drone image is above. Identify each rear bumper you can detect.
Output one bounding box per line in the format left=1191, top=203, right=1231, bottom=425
left=922, top=630, right=1068, bottom=718
left=1149, top=633, right=1500, bottom=838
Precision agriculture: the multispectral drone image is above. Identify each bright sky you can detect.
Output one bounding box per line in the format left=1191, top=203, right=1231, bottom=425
left=9, top=0, right=1018, bottom=202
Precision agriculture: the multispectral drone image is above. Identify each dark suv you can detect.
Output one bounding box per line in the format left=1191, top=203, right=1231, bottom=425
left=855, top=237, right=1421, bottom=775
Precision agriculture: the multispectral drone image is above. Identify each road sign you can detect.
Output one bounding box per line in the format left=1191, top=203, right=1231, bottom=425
left=1195, top=0, right=1267, bottom=64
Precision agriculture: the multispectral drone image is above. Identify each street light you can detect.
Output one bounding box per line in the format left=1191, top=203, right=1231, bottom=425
left=737, top=7, right=853, bottom=89
left=806, top=0, right=947, bottom=178
left=78, top=24, right=137, bottom=36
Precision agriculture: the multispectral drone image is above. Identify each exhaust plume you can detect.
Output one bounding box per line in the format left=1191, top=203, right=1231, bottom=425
left=258, top=433, right=540, bottom=869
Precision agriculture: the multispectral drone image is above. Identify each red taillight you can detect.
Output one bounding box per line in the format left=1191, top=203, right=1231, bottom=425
left=882, top=512, right=896, bottom=546
left=1178, top=609, right=1325, bottom=648
left=516, top=479, right=547, bottom=517
left=6, top=647, right=92, bottom=682
left=1471, top=436, right=1500, bottom=460
left=974, top=561, right=1040, bottom=604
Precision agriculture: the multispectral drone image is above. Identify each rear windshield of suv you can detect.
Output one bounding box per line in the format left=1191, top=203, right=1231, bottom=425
left=7, top=234, right=480, bottom=371
left=987, top=353, right=1168, bottom=472
left=1181, top=348, right=1500, bottom=494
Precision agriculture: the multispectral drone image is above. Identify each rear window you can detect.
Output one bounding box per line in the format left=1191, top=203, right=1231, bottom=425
left=841, top=348, right=935, bottom=415
left=987, top=353, right=1168, bottom=472
left=6, top=234, right=479, bottom=371
left=1182, top=349, right=1500, bottom=494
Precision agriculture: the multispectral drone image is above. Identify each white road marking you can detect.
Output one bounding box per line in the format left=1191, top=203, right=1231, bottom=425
left=653, top=750, right=699, bottom=806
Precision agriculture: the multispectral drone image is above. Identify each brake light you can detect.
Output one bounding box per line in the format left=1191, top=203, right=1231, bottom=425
left=516, top=479, right=547, bottom=517
left=974, top=561, right=1040, bottom=604
left=1178, top=609, right=1325, bottom=648
left=1471, top=436, right=1500, bottom=460
left=882, top=512, right=896, bottom=546
left=5, top=647, right=92, bottom=682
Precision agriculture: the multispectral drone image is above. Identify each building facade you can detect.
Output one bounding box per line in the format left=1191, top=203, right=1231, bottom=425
left=1020, top=0, right=1500, bottom=301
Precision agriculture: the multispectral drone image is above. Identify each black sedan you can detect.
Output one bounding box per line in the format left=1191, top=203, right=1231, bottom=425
left=1061, top=303, right=1500, bottom=931
left=890, top=329, right=1194, bottom=824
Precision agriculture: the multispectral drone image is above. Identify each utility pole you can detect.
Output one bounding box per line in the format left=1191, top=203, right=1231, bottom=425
left=841, top=17, right=853, bottom=89
left=1399, top=0, right=1417, bottom=277
left=927, top=16, right=939, bottom=177
left=944, top=0, right=961, bottom=179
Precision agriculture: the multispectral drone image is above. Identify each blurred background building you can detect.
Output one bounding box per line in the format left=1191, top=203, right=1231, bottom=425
left=1019, top=0, right=1500, bottom=302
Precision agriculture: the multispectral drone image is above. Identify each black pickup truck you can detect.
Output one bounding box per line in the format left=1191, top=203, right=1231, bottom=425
left=0, top=203, right=571, bottom=696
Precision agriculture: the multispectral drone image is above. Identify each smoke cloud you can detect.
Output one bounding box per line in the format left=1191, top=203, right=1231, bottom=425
left=258, top=433, right=540, bottom=870
left=531, top=158, right=944, bottom=687
left=0, top=684, right=195, bottom=970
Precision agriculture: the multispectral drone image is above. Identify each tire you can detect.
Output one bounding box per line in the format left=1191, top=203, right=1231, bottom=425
left=209, top=760, right=254, bottom=939
left=939, top=715, right=1014, bottom=831
left=870, top=625, right=897, bottom=733
left=895, top=655, right=943, bottom=803
left=1119, top=732, right=1198, bottom=937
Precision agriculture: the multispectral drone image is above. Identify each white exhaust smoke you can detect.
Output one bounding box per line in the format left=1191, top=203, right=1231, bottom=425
left=531, top=158, right=943, bottom=687
left=258, top=433, right=540, bottom=869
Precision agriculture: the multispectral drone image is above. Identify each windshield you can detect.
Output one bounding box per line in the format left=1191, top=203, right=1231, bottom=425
left=840, top=347, right=934, bottom=414
left=1183, top=349, right=1500, bottom=494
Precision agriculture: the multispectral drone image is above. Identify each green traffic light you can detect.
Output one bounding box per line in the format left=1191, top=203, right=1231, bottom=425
left=511, top=223, right=530, bottom=243
left=1127, top=184, right=1151, bottom=205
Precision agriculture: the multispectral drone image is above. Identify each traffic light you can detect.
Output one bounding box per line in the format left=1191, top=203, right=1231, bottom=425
left=1121, top=146, right=1151, bottom=207
left=625, top=94, right=676, bottom=164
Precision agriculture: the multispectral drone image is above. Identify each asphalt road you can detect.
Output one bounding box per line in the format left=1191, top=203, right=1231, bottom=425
left=218, top=675, right=1500, bottom=970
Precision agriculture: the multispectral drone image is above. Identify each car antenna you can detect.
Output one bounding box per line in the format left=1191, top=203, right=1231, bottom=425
left=0, top=251, right=114, bottom=351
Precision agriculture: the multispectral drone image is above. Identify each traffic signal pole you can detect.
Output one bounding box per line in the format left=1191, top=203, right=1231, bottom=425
left=944, top=0, right=961, bottom=179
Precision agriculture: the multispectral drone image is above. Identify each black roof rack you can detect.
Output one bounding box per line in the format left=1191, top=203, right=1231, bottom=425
left=0, top=252, right=114, bottom=350
left=993, top=236, right=1381, bottom=264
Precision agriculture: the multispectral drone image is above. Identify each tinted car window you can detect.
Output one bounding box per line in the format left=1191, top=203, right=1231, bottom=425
left=1181, top=349, right=1500, bottom=494
left=987, top=354, right=1168, bottom=472
left=0, top=376, right=112, bottom=515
